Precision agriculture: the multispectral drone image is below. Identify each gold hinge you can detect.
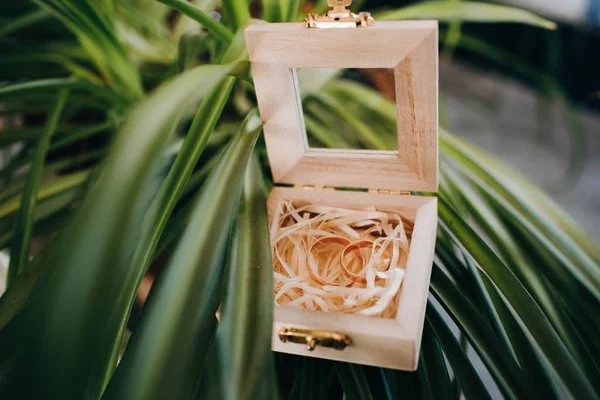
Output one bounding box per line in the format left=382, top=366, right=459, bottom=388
left=368, top=188, right=412, bottom=195
left=305, top=0, right=374, bottom=29
left=278, top=327, right=352, bottom=351
left=294, top=184, right=334, bottom=191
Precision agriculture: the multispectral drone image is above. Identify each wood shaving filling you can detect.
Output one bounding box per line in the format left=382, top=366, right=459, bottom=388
left=271, top=200, right=411, bottom=318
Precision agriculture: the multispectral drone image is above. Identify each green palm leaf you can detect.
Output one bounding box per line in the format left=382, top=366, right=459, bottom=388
left=215, top=152, right=276, bottom=399
left=32, top=0, right=143, bottom=99
left=7, top=89, right=68, bottom=284
left=0, top=62, right=239, bottom=399
left=377, top=1, right=556, bottom=30
left=103, top=111, right=262, bottom=400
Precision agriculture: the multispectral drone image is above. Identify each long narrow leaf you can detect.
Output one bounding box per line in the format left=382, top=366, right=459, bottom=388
left=444, top=160, right=600, bottom=386
left=0, top=63, right=238, bottom=399
left=441, top=131, right=600, bottom=283
left=335, top=363, right=375, bottom=400
left=221, top=0, right=251, bottom=31
left=106, top=78, right=237, bottom=372
left=430, top=263, right=530, bottom=400
left=478, top=270, right=560, bottom=399
left=158, top=0, right=234, bottom=45
left=420, top=324, right=454, bottom=400
left=377, top=1, right=556, bottom=30
left=0, top=78, right=128, bottom=105
left=439, top=199, right=598, bottom=400
left=0, top=9, right=52, bottom=38
left=215, top=152, right=276, bottom=400
left=102, top=111, right=262, bottom=400
left=261, top=0, right=284, bottom=23
left=0, top=170, right=90, bottom=221
left=33, top=0, right=143, bottom=98
left=426, top=302, right=492, bottom=400
left=7, top=89, right=68, bottom=285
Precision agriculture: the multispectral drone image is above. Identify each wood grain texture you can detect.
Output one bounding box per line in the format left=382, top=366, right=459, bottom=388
left=245, top=21, right=439, bottom=192
left=267, top=187, right=437, bottom=370
left=395, top=28, right=438, bottom=187
left=394, top=196, right=437, bottom=369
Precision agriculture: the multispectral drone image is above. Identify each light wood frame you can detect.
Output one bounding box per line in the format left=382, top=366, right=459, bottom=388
left=245, top=21, right=439, bottom=192
left=247, top=20, right=439, bottom=370
left=267, top=188, right=438, bottom=370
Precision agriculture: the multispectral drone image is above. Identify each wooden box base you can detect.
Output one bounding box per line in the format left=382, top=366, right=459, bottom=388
left=267, top=187, right=437, bottom=370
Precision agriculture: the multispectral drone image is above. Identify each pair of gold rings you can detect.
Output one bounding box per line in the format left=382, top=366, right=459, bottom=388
left=307, top=236, right=392, bottom=286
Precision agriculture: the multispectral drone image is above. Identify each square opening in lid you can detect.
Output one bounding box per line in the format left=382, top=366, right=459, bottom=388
left=245, top=21, right=438, bottom=192
left=297, top=67, right=398, bottom=151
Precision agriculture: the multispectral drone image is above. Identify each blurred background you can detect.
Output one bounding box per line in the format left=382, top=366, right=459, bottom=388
left=369, top=0, right=600, bottom=239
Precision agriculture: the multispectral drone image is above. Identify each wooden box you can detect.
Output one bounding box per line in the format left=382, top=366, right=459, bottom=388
left=245, top=17, right=438, bottom=371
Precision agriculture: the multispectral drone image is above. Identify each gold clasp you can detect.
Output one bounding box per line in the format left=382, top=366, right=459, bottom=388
left=305, top=0, right=374, bottom=29
left=278, top=327, right=352, bottom=351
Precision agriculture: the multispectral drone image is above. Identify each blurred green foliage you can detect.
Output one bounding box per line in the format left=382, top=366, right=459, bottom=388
left=0, top=1, right=598, bottom=399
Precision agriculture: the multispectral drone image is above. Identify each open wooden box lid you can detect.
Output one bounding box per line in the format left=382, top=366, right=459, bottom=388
left=245, top=20, right=438, bottom=192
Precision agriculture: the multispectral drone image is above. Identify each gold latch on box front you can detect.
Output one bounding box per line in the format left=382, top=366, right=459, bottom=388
left=305, top=0, right=374, bottom=29
left=278, top=327, right=352, bottom=351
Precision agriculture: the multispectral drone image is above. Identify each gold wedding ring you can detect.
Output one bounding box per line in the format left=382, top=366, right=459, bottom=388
left=307, top=236, right=351, bottom=286
left=340, top=240, right=391, bottom=284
